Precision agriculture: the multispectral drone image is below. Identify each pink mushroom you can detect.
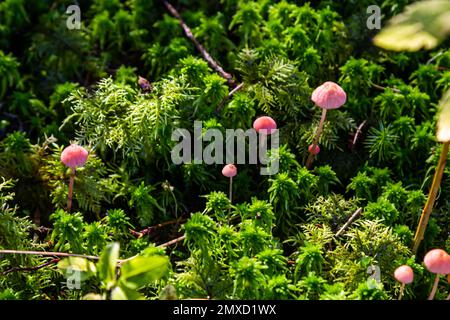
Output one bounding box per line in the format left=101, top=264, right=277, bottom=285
left=61, top=144, right=88, bottom=169
left=222, top=164, right=237, bottom=207
left=222, top=164, right=237, bottom=178
left=253, top=116, right=277, bottom=168
left=61, top=144, right=89, bottom=212
left=308, top=144, right=320, bottom=155
left=424, top=249, right=450, bottom=300
left=306, top=81, right=346, bottom=169
left=311, top=81, right=347, bottom=110
left=394, top=265, right=414, bottom=300
left=253, top=116, right=277, bottom=135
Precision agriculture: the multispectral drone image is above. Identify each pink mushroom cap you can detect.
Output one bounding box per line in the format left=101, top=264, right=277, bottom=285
left=311, top=81, right=347, bottom=110
left=253, top=116, right=277, bottom=135
left=222, top=164, right=237, bottom=178
left=394, top=265, right=414, bottom=284
left=308, top=144, right=320, bottom=155
left=423, top=249, right=450, bottom=274
left=61, top=144, right=89, bottom=169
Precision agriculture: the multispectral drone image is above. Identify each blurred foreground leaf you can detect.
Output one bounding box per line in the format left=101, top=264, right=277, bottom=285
left=437, top=89, right=450, bottom=142
left=374, top=0, right=450, bottom=51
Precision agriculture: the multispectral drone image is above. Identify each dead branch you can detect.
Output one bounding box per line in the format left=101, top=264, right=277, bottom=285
left=162, top=0, right=236, bottom=87
left=1, top=258, right=60, bottom=276
left=215, top=82, right=245, bottom=114
left=335, top=208, right=363, bottom=237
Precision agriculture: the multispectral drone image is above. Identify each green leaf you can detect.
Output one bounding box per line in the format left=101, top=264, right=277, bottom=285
left=57, top=257, right=96, bottom=281
left=115, top=283, right=145, bottom=300
left=436, top=89, right=450, bottom=142
left=110, top=286, right=128, bottom=300
left=374, top=0, right=450, bottom=51
left=82, top=293, right=104, bottom=300
left=97, top=242, right=120, bottom=289
left=120, top=255, right=169, bottom=288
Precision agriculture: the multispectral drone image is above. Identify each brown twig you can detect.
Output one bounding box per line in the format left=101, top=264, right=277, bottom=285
left=0, top=249, right=105, bottom=261
left=1, top=234, right=187, bottom=270
left=162, top=0, right=236, bottom=87
left=350, top=120, right=367, bottom=150
left=335, top=208, right=363, bottom=237
left=1, top=258, right=60, bottom=276
left=118, top=234, right=186, bottom=267
left=412, top=141, right=450, bottom=254
left=372, top=83, right=401, bottom=93
left=158, top=235, right=186, bottom=248
left=215, top=82, right=245, bottom=114
left=130, top=218, right=186, bottom=238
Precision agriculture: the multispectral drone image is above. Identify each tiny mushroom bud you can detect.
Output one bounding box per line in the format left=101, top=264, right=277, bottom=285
left=253, top=116, right=277, bottom=135
left=424, top=249, right=450, bottom=274
left=222, top=164, right=237, bottom=178
left=138, top=76, right=152, bottom=91
left=308, top=144, right=320, bottom=155
left=61, top=144, right=89, bottom=169
left=311, top=81, right=347, bottom=110
left=394, top=265, right=414, bottom=284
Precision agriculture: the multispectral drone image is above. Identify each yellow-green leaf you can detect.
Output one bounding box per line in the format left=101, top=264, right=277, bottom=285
left=97, top=242, right=120, bottom=289
left=437, top=89, right=450, bottom=142
left=374, top=0, right=450, bottom=52
left=120, top=255, right=169, bottom=288
left=57, top=257, right=96, bottom=281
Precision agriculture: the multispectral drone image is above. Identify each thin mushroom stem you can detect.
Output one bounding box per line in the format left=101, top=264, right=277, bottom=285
left=398, top=283, right=406, bottom=300
left=229, top=177, right=233, bottom=212
left=447, top=291, right=450, bottom=300
left=428, top=274, right=440, bottom=300
left=412, top=141, right=450, bottom=254
left=306, top=108, right=327, bottom=169
left=67, top=167, right=76, bottom=212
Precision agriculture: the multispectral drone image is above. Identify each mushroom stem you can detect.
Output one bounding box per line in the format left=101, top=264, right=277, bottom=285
left=306, top=108, right=327, bottom=169
left=447, top=291, right=450, bottom=300
left=67, top=168, right=76, bottom=212
left=228, top=177, right=233, bottom=214
left=412, top=141, right=450, bottom=254
left=398, top=283, right=406, bottom=300
left=428, top=274, right=440, bottom=300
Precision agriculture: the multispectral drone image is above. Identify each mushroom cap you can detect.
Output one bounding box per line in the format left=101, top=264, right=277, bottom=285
left=423, top=249, right=450, bottom=274
left=253, top=116, right=277, bottom=134
left=394, top=265, right=414, bottom=284
left=222, top=164, right=237, bottom=178
left=308, top=144, right=320, bottom=155
left=311, top=81, right=347, bottom=110
left=61, top=144, right=89, bottom=169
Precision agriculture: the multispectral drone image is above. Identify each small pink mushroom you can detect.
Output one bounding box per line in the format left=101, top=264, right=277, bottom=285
left=222, top=164, right=237, bottom=178
left=424, top=249, right=450, bottom=300
left=61, top=144, right=88, bottom=212
left=61, top=144, right=88, bottom=169
left=311, top=81, right=347, bottom=110
left=306, top=81, right=346, bottom=169
left=253, top=116, right=277, bottom=135
left=395, top=265, right=414, bottom=284
left=222, top=164, right=237, bottom=208
left=308, top=144, right=320, bottom=155
left=394, top=265, right=414, bottom=300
